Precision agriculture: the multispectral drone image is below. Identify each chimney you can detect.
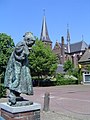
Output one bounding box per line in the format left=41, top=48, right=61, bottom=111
left=61, top=36, right=65, bottom=64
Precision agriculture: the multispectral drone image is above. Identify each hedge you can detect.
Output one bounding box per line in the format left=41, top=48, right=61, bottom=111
left=56, top=79, right=78, bottom=85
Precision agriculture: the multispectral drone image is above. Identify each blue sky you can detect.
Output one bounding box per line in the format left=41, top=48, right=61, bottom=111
left=0, top=0, right=90, bottom=47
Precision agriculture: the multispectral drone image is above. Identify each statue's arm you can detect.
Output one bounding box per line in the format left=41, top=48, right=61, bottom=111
left=14, top=42, right=28, bottom=62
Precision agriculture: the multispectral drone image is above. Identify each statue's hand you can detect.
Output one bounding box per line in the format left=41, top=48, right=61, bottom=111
left=10, top=80, right=19, bottom=89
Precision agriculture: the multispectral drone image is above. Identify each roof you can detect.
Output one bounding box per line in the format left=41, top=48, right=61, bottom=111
left=56, top=64, right=65, bottom=74
left=53, top=41, right=61, bottom=50
left=53, top=40, right=88, bottom=54
left=40, top=15, right=52, bottom=43
left=78, top=48, right=90, bottom=64
left=70, top=41, right=88, bottom=53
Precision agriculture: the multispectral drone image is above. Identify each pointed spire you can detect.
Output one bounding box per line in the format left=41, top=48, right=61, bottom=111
left=40, top=10, right=51, bottom=42
left=82, top=34, right=84, bottom=41
left=43, top=8, right=45, bottom=16
left=67, top=24, right=70, bottom=42
left=67, top=24, right=70, bottom=53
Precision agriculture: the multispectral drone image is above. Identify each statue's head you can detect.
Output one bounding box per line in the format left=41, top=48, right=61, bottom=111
left=23, top=32, right=36, bottom=48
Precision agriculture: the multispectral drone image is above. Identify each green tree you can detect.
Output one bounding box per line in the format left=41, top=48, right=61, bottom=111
left=29, top=39, right=57, bottom=79
left=0, top=33, right=15, bottom=83
left=63, top=59, right=74, bottom=75
left=86, top=64, right=90, bottom=72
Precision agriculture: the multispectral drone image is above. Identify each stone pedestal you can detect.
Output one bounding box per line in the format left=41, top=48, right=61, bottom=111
left=0, top=102, right=41, bottom=120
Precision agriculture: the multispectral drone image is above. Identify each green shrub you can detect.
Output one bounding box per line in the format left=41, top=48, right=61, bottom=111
left=56, top=73, right=64, bottom=79
left=56, top=73, right=78, bottom=85
left=72, top=68, right=79, bottom=78
left=0, top=84, right=6, bottom=98
left=57, top=79, right=78, bottom=85
left=56, top=73, right=64, bottom=85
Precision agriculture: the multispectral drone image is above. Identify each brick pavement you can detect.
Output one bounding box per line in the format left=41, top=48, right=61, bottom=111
left=0, top=85, right=90, bottom=120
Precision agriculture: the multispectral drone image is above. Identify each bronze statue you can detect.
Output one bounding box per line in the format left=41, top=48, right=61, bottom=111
left=4, top=32, right=36, bottom=106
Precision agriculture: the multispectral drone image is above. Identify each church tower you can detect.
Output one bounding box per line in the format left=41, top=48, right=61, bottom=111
left=67, top=24, right=70, bottom=53
left=40, top=10, right=52, bottom=49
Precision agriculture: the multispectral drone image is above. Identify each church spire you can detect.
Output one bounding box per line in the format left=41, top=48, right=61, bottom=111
left=40, top=10, right=52, bottom=43
left=82, top=34, right=84, bottom=41
left=67, top=24, right=70, bottom=53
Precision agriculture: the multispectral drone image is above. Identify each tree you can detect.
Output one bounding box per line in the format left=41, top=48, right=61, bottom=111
left=0, top=33, right=15, bottom=83
left=85, top=64, right=90, bottom=72
left=29, top=39, right=57, bottom=79
left=63, top=59, right=74, bottom=75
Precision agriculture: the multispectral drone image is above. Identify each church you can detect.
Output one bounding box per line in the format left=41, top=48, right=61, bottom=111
left=40, top=14, right=89, bottom=68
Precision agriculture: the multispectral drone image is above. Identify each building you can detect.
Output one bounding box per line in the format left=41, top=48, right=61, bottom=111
left=40, top=14, right=89, bottom=68
left=78, top=45, right=90, bottom=65
left=78, top=46, right=90, bottom=84
left=53, top=25, right=88, bottom=67
left=40, top=13, right=52, bottom=49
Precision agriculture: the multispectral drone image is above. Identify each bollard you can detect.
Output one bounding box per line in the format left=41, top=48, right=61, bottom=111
left=43, top=92, right=50, bottom=112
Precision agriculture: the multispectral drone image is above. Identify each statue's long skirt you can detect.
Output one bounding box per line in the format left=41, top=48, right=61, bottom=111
left=4, top=53, right=33, bottom=95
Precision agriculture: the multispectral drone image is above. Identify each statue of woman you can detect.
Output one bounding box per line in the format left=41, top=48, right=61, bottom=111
left=4, top=32, right=35, bottom=106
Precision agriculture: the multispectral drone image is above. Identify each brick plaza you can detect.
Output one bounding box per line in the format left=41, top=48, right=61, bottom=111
left=0, top=85, right=90, bottom=120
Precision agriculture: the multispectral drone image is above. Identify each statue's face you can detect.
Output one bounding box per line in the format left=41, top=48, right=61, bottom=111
left=24, top=32, right=35, bottom=48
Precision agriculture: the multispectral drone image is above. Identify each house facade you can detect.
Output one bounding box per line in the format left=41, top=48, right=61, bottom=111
left=53, top=38, right=88, bottom=67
